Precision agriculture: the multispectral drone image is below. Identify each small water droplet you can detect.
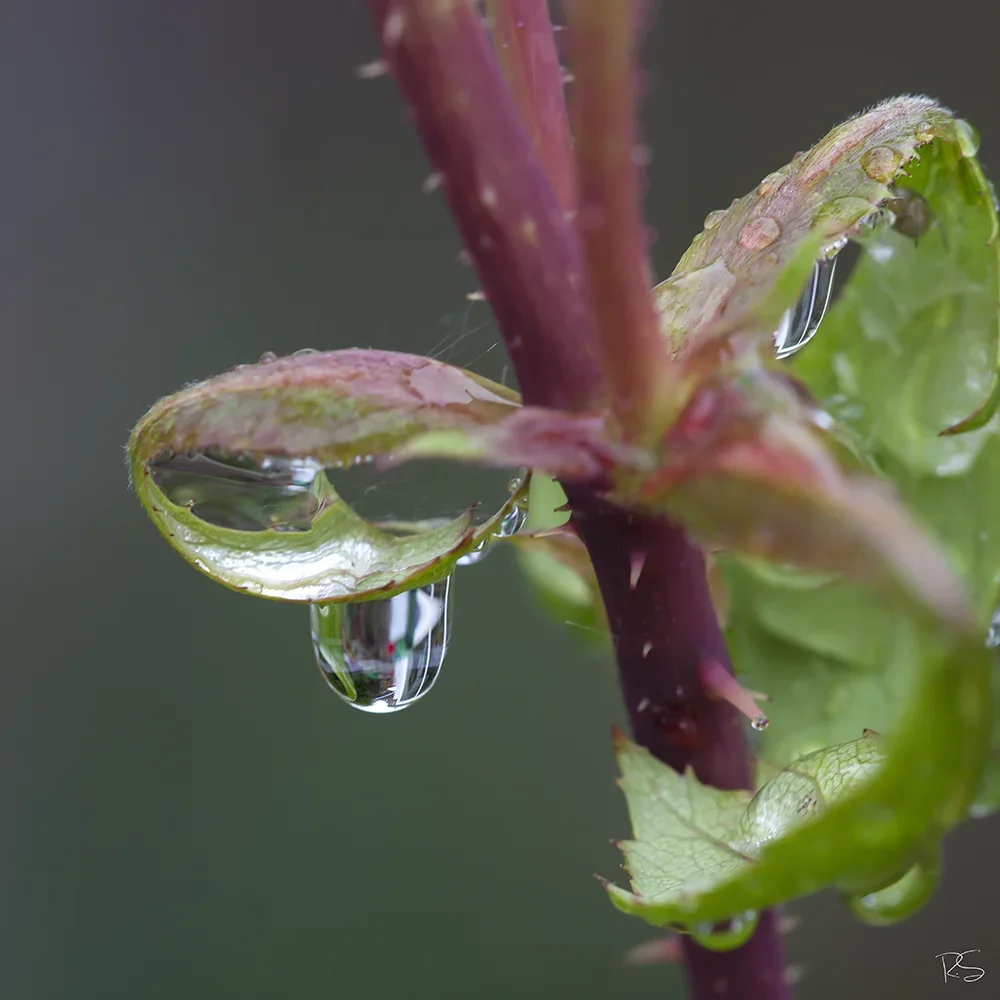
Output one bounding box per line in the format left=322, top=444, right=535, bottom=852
left=311, top=576, right=453, bottom=713
left=750, top=714, right=769, bottom=731
left=688, top=911, right=759, bottom=952
left=843, top=853, right=940, bottom=926
left=773, top=255, right=838, bottom=359
left=455, top=503, right=527, bottom=566
left=883, top=187, right=934, bottom=240
left=150, top=452, right=327, bottom=531
left=258, top=350, right=279, bottom=364
left=813, top=196, right=873, bottom=236
left=860, top=145, right=903, bottom=184
left=955, top=118, right=980, bottom=158
left=986, top=606, right=1000, bottom=649
left=703, top=209, right=727, bottom=230
left=292, top=347, right=320, bottom=356
left=756, top=171, right=785, bottom=197
left=737, top=216, right=781, bottom=251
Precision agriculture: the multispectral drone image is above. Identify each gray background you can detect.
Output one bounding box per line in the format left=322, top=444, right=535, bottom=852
left=2, top=1, right=998, bottom=997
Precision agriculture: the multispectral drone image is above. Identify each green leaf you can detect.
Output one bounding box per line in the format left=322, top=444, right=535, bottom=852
left=736, top=110, right=1000, bottom=812
left=606, top=98, right=996, bottom=930
left=129, top=349, right=531, bottom=602
left=606, top=630, right=990, bottom=927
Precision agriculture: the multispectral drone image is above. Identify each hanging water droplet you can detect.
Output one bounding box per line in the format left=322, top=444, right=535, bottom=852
left=773, top=255, right=838, bottom=359
left=883, top=187, right=934, bottom=240
left=986, top=606, right=1000, bottom=649
left=688, top=911, right=759, bottom=952
left=150, top=452, right=327, bottom=531
left=842, top=851, right=941, bottom=926
left=311, top=575, right=453, bottom=713
left=859, top=145, right=903, bottom=184
left=750, top=714, right=769, bottom=731
left=455, top=502, right=528, bottom=566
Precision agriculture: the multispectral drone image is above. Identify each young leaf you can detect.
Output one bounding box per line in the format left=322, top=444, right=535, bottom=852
left=129, top=349, right=531, bottom=602
left=606, top=629, right=990, bottom=928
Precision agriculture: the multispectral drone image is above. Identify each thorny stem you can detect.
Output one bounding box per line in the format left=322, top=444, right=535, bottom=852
left=485, top=0, right=576, bottom=213
left=368, top=2, right=790, bottom=997
left=566, top=0, right=672, bottom=440
left=369, top=0, right=604, bottom=413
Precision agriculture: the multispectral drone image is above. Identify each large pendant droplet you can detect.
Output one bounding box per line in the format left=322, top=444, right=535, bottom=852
left=773, top=256, right=838, bottom=359
left=311, top=576, right=453, bottom=713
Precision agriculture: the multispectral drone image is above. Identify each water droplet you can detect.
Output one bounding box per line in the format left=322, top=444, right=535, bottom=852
left=756, top=171, right=785, bottom=197
left=688, top=911, right=759, bottom=952
left=326, top=459, right=518, bottom=529
left=883, top=187, right=934, bottom=240
left=703, top=209, right=727, bottom=230
left=773, top=255, right=838, bottom=359
left=311, top=575, right=453, bottom=713
left=843, top=852, right=941, bottom=926
left=860, top=145, right=903, bottom=184
left=737, top=216, right=781, bottom=251
left=258, top=350, right=279, bottom=364
left=813, top=196, right=873, bottom=236
left=750, top=714, right=769, bottom=731
left=955, top=118, right=980, bottom=158
left=986, top=606, right=1000, bottom=649
left=150, top=452, right=327, bottom=531
left=455, top=504, right=527, bottom=566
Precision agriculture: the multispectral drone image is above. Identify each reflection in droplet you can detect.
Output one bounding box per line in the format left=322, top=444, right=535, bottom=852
left=773, top=256, right=838, bottom=359
left=986, top=606, right=1000, bottom=649
left=860, top=145, right=903, bottom=184
left=843, top=852, right=941, bottom=926
left=737, top=216, right=781, bottom=251
left=311, top=576, right=453, bottom=713
left=150, top=452, right=327, bottom=531
left=455, top=503, right=528, bottom=566
left=689, top=911, right=759, bottom=952
left=325, top=460, right=519, bottom=529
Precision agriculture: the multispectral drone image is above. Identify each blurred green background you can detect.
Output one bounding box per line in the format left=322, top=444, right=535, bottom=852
left=3, top=1, right=999, bottom=997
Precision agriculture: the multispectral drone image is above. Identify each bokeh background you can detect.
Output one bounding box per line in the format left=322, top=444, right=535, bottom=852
left=3, top=1, right=999, bottom=997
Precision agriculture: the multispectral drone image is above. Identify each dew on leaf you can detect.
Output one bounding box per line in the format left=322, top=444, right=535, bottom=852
left=737, top=216, right=781, bottom=251
left=150, top=452, right=328, bottom=532
left=860, top=146, right=904, bottom=184
left=455, top=503, right=528, bottom=566
left=955, top=118, right=980, bottom=158
left=843, top=851, right=941, bottom=926
left=688, top=911, right=759, bottom=952
left=703, top=209, right=727, bottom=231
left=311, top=575, right=453, bottom=713
left=773, top=256, right=838, bottom=359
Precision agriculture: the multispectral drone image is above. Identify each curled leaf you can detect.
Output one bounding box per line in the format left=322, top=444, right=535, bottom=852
left=129, top=349, right=531, bottom=602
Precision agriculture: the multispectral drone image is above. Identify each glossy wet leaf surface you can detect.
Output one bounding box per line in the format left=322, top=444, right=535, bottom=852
left=129, top=350, right=530, bottom=601
left=605, top=98, right=997, bottom=928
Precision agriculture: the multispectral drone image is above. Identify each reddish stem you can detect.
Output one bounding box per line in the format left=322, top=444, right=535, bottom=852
left=370, top=0, right=604, bottom=414
left=486, top=0, right=576, bottom=214
left=566, top=0, right=670, bottom=438
left=368, top=2, right=790, bottom=997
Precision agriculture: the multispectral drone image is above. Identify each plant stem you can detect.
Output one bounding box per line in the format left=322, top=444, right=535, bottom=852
left=566, top=0, right=672, bottom=439
left=368, top=2, right=790, bottom=996
left=368, top=0, right=605, bottom=414
left=485, top=0, right=576, bottom=214
left=565, top=491, right=790, bottom=1000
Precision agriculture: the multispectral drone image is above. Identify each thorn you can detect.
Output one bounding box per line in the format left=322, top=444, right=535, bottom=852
left=778, top=914, right=802, bottom=936
left=699, top=658, right=770, bottom=730
left=466, top=290, right=487, bottom=302
left=624, top=936, right=683, bottom=966
left=421, top=171, right=443, bottom=194
left=862, top=728, right=881, bottom=738
left=629, top=550, right=646, bottom=590
left=355, top=59, right=389, bottom=79
left=642, top=641, right=653, bottom=659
